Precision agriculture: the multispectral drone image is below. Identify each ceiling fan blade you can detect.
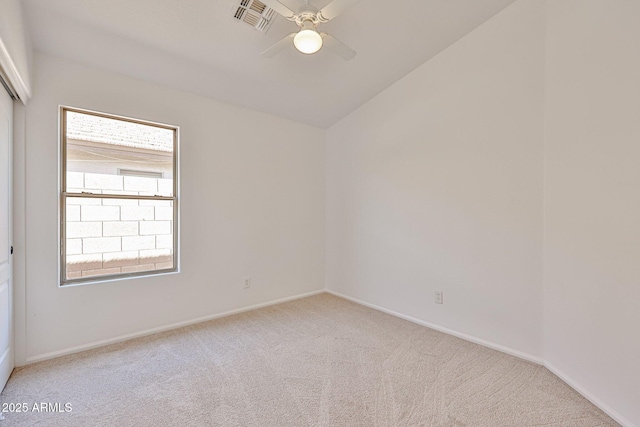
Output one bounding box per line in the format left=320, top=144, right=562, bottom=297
left=321, top=33, right=357, bottom=60
left=260, top=0, right=296, bottom=19
left=317, top=0, right=361, bottom=22
left=262, top=32, right=296, bottom=58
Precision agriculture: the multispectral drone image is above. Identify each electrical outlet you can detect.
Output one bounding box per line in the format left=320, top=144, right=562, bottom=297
left=434, top=291, right=444, bottom=304
left=244, top=277, right=251, bottom=289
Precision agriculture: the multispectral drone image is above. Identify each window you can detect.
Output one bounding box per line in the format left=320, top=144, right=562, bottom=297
left=60, top=107, right=178, bottom=285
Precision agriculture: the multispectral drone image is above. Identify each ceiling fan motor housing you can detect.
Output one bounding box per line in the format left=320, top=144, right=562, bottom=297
left=292, top=10, right=321, bottom=27
left=299, top=18, right=317, bottom=31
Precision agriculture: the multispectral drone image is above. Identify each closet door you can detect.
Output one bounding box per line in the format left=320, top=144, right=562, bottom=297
left=0, top=84, right=13, bottom=392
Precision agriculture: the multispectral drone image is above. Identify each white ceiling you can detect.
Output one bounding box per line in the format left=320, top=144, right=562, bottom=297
left=23, top=0, right=516, bottom=128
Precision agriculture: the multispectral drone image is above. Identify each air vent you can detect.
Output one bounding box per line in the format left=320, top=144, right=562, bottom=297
left=232, top=0, right=276, bottom=33
left=234, top=7, right=245, bottom=20
left=249, top=1, right=266, bottom=14
left=243, top=12, right=259, bottom=27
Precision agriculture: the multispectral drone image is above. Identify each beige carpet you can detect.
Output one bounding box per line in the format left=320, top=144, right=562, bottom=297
left=0, top=293, right=617, bottom=426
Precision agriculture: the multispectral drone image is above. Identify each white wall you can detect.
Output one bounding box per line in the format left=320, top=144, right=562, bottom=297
left=326, top=0, right=545, bottom=359
left=326, top=0, right=640, bottom=424
left=543, top=1, right=640, bottom=425
left=0, top=0, right=32, bottom=100
left=17, top=52, right=325, bottom=362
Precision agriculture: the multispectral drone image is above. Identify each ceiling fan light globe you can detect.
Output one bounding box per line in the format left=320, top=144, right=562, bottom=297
left=294, top=29, right=323, bottom=54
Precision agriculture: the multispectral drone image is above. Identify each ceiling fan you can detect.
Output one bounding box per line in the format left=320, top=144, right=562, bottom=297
left=261, top=0, right=360, bottom=60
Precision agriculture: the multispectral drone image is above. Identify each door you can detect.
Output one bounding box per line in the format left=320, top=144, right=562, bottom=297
left=0, top=84, right=13, bottom=391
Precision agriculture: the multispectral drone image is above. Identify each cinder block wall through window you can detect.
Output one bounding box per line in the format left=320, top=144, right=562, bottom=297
left=65, top=171, right=174, bottom=279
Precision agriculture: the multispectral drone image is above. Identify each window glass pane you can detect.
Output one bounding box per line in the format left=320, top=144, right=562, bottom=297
left=65, top=111, right=174, bottom=196
left=65, top=197, right=174, bottom=280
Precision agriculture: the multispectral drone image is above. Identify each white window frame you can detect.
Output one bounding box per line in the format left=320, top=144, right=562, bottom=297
left=59, top=106, right=179, bottom=286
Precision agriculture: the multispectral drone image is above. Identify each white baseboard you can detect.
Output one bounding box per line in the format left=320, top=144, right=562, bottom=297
left=325, top=289, right=543, bottom=365
left=544, top=362, right=635, bottom=427
left=24, top=289, right=325, bottom=365
left=326, top=289, right=635, bottom=427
